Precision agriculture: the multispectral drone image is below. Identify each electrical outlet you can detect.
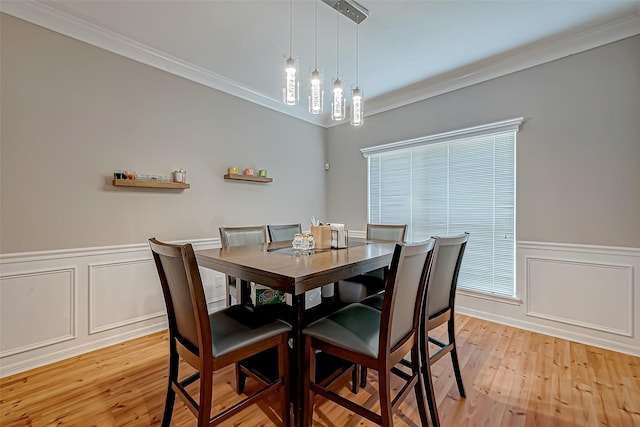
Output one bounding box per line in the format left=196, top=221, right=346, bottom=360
left=214, top=275, right=224, bottom=288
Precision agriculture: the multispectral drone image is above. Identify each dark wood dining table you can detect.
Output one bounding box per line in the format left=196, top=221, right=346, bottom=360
left=196, top=239, right=396, bottom=427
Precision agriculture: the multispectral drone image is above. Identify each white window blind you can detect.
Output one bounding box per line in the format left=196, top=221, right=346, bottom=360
left=364, top=118, right=522, bottom=297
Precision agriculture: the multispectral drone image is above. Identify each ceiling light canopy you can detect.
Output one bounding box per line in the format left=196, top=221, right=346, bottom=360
left=321, top=0, right=369, bottom=24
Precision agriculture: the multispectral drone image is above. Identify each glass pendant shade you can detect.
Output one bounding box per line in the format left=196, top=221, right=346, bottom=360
left=309, top=69, right=323, bottom=114
left=331, top=79, right=345, bottom=121
left=350, top=86, right=363, bottom=126
left=283, top=57, right=299, bottom=105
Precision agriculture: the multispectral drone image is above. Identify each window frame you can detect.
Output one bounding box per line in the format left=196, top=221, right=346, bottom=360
left=361, top=117, right=524, bottom=301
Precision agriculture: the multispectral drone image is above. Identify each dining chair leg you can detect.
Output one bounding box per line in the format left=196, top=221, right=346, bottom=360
left=423, top=360, right=440, bottom=427
left=351, top=365, right=359, bottom=393
left=197, top=369, right=214, bottom=426
left=161, top=349, right=179, bottom=427
left=303, top=336, right=315, bottom=427
left=420, top=338, right=440, bottom=427
left=279, top=338, right=291, bottom=427
left=411, top=346, right=429, bottom=426
left=448, top=319, right=466, bottom=398
left=236, top=364, right=247, bottom=394
left=378, top=364, right=393, bottom=427
left=360, top=366, right=368, bottom=389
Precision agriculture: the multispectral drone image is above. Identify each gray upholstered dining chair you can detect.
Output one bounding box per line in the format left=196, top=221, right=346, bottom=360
left=219, top=225, right=268, bottom=306
left=418, top=233, right=469, bottom=427
left=267, top=223, right=302, bottom=243
left=220, top=225, right=268, bottom=250
left=149, top=238, right=291, bottom=427
left=359, top=233, right=469, bottom=426
left=219, top=225, right=271, bottom=394
left=335, top=223, right=407, bottom=304
left=302, top=240, right=434, bottom=427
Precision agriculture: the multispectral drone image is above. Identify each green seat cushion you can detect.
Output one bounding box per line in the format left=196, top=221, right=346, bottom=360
left=303, top=303, right=380, bottom=358
left=210, top=307, right=291, bottom=358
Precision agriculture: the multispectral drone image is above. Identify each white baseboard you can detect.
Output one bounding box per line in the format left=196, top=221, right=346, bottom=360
left=457, top=306, right=640, bottom=357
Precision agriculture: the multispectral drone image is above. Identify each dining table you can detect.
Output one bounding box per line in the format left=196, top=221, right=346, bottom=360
left=196, top=238, right=396, bottom=427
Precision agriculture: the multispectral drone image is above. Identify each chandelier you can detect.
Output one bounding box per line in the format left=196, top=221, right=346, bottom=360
left=282, top=0, right=368, bottom=126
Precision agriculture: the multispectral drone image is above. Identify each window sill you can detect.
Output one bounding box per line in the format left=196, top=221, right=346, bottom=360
left=457, top=288, right=522, bottom=305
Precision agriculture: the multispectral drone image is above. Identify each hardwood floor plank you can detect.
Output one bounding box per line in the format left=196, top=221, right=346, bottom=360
left=2, top=315, right=638, bottom=426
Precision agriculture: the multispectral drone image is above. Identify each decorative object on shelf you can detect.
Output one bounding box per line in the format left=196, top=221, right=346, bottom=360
left=224, top=173, right=272, bottom=183
left=112, top=169, right=189, bottom=189
left=258, top=169, right=268, bottom=177
left=134, top=174, right=172, bottom=183
left=114, top=170, right=136, bottom=180
left=243, top=168, right=254, bottom=176
left=228, top=166, right=239, bottom=174
left=173, top=169, right=186, bottom=183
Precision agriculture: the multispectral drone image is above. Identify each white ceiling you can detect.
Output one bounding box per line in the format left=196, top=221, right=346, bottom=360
left=2, top=0, right=640, bottom=127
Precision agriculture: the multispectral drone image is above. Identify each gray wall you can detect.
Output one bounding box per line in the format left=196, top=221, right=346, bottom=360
left=326, top=35, right=640, bottom=248
left=1, top=14, right=327, bottom=253
left=2, top=13, right=639, bottom=253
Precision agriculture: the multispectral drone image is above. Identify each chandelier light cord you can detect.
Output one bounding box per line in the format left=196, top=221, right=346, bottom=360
left=355, top=24, right=359, bottom=86
left=315, top=0, right=318, bottom=68
left=289, top=0, right=293, bottom=57
left=336, top=12, right=340, bottom=77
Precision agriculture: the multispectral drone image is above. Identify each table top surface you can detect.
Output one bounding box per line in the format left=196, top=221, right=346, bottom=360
left=196, top=240, right=396, bottom=295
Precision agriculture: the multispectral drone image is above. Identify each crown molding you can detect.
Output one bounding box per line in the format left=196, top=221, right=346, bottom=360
left=0, top=0, right=325, bottom=127
left=2, top=1, right=639, bottom=129
left=362, top=12, right=640, bottom=120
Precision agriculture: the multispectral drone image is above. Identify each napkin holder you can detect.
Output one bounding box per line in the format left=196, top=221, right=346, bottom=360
left=310, top=225, right=332, bottom=249
left=330, top=224, right=348, bottom=249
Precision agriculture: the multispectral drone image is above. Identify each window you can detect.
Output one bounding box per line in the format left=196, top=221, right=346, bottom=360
left=362, top=118, right=523, bottom=298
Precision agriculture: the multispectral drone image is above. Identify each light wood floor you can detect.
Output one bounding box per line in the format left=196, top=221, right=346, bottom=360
left=1, top=315, right=639, bottom=426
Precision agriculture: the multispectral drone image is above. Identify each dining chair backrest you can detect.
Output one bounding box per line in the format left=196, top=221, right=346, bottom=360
left=302, top=240, right=434, bottom=426
left=426, top=233, right=469, bottom=321
left=381, top=239, right=434, bottom=352
left=150, top=237, right=292, bottom=426
left=419, top=233, right=469, bottom=427
left=367, top=223, right=407, bottom=242
left=268, top=223, right=302, bottom=243
left=149, top=238, right=210, bottom=357
left=219, top=225, right=268, bottom=248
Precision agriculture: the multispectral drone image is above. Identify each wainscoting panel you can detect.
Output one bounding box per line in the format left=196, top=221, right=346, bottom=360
left=0, top=239, right=225, bottom=377
left=2, top=238, right=638, bottom=376
left=89, top=259, right=165, bottom=334
left=526, top=257, right=633, bottom=336
left=0, top=267, right=76, bottom=357
left=456, top=241, right=640, bottom=356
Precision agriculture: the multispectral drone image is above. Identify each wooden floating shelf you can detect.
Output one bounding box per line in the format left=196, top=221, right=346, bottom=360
left=112, top=179, right=190, bottom=189
left=224, top=173, right=272, bottom=183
